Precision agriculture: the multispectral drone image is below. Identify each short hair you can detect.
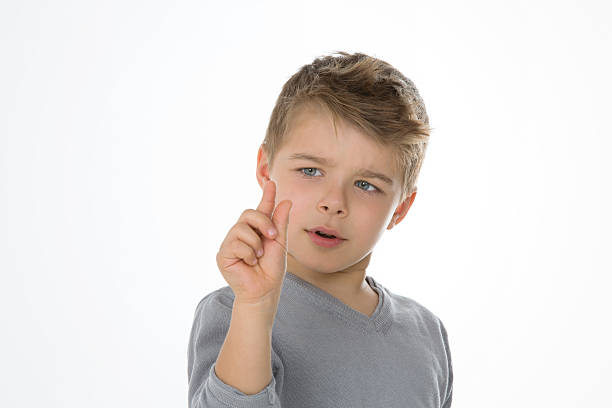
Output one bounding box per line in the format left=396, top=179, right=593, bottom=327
left=262, top=51, right=432, bottom=203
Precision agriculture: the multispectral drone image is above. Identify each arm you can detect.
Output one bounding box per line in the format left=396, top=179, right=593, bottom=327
left=187, top=293, right=283, bottom=408
left=215, top=292, right=280, bottom=395
left=189, top=178, right=289, bottom=407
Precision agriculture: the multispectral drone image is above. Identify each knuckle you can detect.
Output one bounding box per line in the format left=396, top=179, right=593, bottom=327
left=228, top=223, right=240, bottom=238
left=231, top=222, right=247, bottom=236
left=247, top=209, right=264, bottom=221
left=256, top=214, right=274, bottom=235
left=230, top=239, right=242, bottom=252
left=245, top=249, right=257, bottom=264
left=237, top=222, right=257, bottom=238
left=244, top=222, right=264, bottom=239
left=236, top=239, right=254, bottom=257
left=240, top=221, right=254, bottom=231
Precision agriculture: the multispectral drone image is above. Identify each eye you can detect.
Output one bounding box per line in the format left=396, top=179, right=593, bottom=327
left=355, top=180, right=380, bottom=194
left=300, top=167, right=321, bottom=177
left=297, top=168, right=382, bottom=194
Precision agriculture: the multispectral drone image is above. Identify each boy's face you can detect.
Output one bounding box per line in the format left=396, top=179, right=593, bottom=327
left=256, top=103, right=416, bottom=278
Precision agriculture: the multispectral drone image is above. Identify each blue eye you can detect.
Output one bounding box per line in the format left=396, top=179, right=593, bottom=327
left=297, top=168, right=381, bottom=194
left=356, top=180, right=378, bottom=193
left=301, top=167, right=321, bottom=177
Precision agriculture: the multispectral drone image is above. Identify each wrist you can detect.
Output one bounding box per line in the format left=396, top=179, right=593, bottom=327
left=233, top=291, right=281, bottom=326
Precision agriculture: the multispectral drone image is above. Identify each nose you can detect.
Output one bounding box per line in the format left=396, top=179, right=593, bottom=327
left=318, top=198, right=347, bottom=217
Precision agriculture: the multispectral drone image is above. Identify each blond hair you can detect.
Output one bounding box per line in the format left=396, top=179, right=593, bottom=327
left=262, top=51, right=432, bottom=202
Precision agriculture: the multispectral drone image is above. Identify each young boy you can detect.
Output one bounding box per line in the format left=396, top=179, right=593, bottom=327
left=187, top=51, right=453, bottom=407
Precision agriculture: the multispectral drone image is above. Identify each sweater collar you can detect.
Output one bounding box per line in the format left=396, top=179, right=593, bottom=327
left=282, top=271, right=393, bottom=334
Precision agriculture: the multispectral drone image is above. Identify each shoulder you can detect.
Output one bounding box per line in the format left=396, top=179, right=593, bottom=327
left=373, top=277, right=447, bottom=336
left=191, top=285, right=236, bottom=325
left=392, top=290, right=440, bottom=321
left=374, top=279, right=453, bottom=405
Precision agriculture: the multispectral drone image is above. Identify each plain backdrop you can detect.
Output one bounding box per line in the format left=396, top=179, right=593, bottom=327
left=1, top=0, right=610, bottom=407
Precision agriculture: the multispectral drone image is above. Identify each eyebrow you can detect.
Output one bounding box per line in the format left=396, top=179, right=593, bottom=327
left=288, top=153, right=394, bottom=185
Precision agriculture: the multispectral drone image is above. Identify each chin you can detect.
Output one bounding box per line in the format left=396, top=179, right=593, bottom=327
left=288, top=251, right=356, bottom=275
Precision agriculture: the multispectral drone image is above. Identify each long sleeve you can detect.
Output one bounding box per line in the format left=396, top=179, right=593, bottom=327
left=187, top=292, right=284, bottom=408
left=188, top=274, right=450, bottom=407
left=439, top=319, right=453, bottom=408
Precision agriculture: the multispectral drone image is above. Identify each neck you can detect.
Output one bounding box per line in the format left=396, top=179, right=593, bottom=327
left=286, top=251, right=373, bottom=299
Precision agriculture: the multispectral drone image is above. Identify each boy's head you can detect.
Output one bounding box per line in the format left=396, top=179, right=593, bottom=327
left=256, top=51, right=431, bottom=276
left=262, top=51, right=430, bottom=204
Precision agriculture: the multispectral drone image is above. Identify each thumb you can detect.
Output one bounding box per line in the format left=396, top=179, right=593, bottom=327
left=271, top=199, right=292, bottom=248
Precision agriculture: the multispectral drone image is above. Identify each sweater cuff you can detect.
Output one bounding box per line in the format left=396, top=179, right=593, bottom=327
left=206, top=363, right=279, bottom=407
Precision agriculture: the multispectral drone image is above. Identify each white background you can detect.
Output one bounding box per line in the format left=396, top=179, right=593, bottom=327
left=1, top=1, right=610, bottom=407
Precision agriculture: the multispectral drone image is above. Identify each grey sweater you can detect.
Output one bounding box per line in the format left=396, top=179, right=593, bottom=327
left=187, top=271, right=453, bottom=408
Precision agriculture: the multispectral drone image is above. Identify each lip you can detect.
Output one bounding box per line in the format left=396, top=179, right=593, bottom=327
left=307, top=226, right=346, bottom=240
left=306, top=230, right=346, bottom=248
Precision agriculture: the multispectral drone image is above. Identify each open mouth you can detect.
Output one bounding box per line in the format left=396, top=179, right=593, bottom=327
left=306, top=230, right=345, bottom=248
left=315, top=231, right=336, bottom=239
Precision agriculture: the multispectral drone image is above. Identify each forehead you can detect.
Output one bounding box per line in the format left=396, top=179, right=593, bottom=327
left=280, top=104, right=398, bottom=177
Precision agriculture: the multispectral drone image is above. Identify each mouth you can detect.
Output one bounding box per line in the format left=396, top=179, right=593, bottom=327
left=306, top=226, right=346, bottom=240
left=305, top=229, right=346, bottom=248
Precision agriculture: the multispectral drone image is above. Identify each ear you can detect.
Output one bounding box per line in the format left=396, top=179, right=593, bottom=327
left=256, top=144, right=271, bottom=188
left=387, top=188, right=417, bottom=230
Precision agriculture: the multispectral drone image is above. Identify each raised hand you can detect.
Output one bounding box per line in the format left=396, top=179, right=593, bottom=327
left=216, top=178, right=292, bottom=304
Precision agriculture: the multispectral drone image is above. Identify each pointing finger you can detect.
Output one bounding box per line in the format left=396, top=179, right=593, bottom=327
left=271, top=199, right=292, bottom=248
left=256, top=178, right=276, bottom=217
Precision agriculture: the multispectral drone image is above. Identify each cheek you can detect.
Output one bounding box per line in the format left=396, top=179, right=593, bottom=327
left=355, top=211, right=386, bottom=232
left=274, top=184, right=306, bottom=223
left=276, top=182, right=304, bottom=206
left=353, top=204, right=393, bottom=232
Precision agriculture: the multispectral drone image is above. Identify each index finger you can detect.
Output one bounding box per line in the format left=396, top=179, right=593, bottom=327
left=256, top=178, right=276, bottom=217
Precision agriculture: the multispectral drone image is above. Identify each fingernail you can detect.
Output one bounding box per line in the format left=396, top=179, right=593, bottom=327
left=268, top=228, right=277, bottom=237
left=257, top=248, right=263, bottom=257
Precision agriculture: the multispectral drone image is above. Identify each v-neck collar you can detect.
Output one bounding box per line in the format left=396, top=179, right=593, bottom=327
left=282, top=271, right=393, bottom=334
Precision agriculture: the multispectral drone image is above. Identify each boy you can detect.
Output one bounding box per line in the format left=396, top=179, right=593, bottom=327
left=187, top=51, right=453, bottom=407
